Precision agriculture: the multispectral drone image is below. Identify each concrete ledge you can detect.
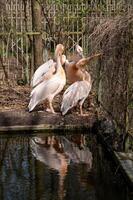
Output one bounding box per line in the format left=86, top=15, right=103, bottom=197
left=0, top=110, right=96, bottom=132
left=0, top=124, right=92, bottom=132
left=114, top=152, right=133, bottom=189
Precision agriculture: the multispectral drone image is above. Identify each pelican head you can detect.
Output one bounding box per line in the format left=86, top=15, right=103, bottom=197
left=75, top=44, right=84, bottom=57
left=55, top=44, right=64, bottom=57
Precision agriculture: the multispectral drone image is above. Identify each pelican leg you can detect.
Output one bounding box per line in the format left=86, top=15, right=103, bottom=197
left=50, top=102, right=55, bottom=114
left=79, top=103, right=83, bottom=116
left=46, top=100, right=56, bottom=114
left=79, top=99, right=88, bottom=116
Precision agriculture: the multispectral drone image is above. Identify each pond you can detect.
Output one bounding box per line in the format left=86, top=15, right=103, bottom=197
left=0, top=132, right=132, bottom=200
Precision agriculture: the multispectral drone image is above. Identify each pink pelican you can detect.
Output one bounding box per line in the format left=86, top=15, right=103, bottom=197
left=61, top=52, right=102, bottom=115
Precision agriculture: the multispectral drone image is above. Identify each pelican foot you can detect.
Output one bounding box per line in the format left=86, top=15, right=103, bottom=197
left=46, top=108, right=52, bottom=113
left=46, top=108, right=58, bottom=114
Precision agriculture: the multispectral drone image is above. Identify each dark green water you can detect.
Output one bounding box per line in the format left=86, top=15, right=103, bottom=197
left=0, top=132, right=132, bottom=200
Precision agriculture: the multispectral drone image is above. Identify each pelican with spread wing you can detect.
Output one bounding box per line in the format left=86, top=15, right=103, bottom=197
left=28, top=44, right=66, bottom=113
left=61, top=50, right=101, bottom=115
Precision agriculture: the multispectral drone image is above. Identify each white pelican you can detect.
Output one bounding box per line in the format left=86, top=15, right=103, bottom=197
left=28, top=44, right=66, bottom=113
left=61, top=70, right=92, bottom=116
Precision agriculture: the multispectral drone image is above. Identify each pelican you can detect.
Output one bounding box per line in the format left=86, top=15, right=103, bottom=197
left=65, top=49, right=101, bottom=84
left=61, top=70, right=92, bottom=116
left=28, top=44, right=66, bottom=113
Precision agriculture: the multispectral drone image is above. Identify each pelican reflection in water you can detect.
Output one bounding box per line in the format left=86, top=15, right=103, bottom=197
left=30, top=135, right=93, bottom=199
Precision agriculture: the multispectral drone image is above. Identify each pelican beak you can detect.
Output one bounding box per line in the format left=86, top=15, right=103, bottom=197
left=79, top=51, right=84, bottom=58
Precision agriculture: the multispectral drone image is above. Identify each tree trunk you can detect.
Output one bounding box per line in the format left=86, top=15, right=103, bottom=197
left=0, top=55, right=9, bottom=86
left=31, top=0, right=43, bottom=71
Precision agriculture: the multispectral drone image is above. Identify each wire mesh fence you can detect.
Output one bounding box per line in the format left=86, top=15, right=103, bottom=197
left=0, top=0, right=132, bottom=85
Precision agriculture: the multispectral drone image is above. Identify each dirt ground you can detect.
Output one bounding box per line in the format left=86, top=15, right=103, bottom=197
left=0, top=85, right=30, bottom=111
left=0, top=85, right=97, bottom=128
left=0, top=84, right=95, bottom=113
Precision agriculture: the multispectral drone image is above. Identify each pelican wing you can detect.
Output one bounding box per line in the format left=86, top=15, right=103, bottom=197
left=29, top=75, right=64, bottom=112
left=31, top=59, right=55, bottom=87
left=61, top=81, right=91, bottom=115
left=76, top=53, right=101, bottom=69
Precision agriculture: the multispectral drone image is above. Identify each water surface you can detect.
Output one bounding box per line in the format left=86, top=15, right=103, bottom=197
left=0, top=133, right=131, bottom=200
